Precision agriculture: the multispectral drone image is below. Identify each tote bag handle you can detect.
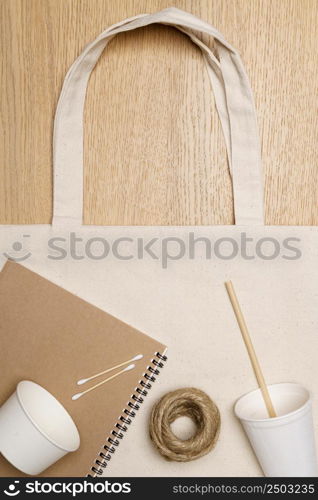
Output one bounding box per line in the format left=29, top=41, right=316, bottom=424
left=52, top=7, right=264, bottom=227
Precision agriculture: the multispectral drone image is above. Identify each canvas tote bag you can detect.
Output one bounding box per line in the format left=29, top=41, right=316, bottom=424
left=1, top=7, right=318, bottom=477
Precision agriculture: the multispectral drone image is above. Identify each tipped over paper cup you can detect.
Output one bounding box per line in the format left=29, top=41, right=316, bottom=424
left=235, top=383, right=318, bottom=477
left=0, top=381, right=80, bottom=475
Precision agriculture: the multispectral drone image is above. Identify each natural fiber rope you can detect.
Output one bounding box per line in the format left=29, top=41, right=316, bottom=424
left=149, top=388, right=221, bottom=462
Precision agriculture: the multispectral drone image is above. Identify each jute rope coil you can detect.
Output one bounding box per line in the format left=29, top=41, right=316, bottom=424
left=149, top=388, right=221, bottom=462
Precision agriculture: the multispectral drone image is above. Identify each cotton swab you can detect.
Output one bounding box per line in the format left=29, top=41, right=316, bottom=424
left=77, top=354, right=143, bottom=385
left=72, top=363, right=136, bottom=400
left=225, top=281, right=277, bottom=418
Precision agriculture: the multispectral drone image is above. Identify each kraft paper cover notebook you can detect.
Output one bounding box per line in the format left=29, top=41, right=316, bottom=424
left=0, top=261, right=166, bottom=477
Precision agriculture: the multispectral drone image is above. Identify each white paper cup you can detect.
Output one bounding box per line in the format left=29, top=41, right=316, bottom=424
left=234, top=383, right=318, bottom=477
left=0, top=381, right=80, bottom=475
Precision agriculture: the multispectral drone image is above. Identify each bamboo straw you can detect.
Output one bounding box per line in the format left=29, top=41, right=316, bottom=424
left=225, top=281, right=276, bottom=418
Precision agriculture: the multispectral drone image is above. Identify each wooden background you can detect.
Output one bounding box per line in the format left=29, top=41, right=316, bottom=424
left=0, top=0, right=317, bottom=225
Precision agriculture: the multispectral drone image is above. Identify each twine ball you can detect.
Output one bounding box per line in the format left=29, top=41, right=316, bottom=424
left=149, top=388, right=220, bottom=462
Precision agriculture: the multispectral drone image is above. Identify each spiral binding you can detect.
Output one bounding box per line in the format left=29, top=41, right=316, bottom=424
left=88, top=351, right=167, bottom=477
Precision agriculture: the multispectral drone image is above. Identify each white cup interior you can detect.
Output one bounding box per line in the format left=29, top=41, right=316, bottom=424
left=235, top=383, right=311, bottom=422
left=17, top=381, right=80, bottom=451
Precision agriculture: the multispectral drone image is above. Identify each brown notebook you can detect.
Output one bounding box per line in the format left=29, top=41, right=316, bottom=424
left=0, top=261, right=166, bottom=477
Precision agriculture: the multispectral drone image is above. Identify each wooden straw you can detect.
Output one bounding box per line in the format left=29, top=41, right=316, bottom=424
left=225, top=281, right=276, bottom=418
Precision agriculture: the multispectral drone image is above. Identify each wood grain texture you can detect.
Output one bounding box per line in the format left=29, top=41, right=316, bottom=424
left=0, top=0, right=317, bottom=225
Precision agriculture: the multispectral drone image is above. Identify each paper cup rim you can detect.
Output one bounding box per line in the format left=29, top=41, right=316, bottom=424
left=234, top=382, right=312, bottom=424
left=17, top=381, right=80, bottom=452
